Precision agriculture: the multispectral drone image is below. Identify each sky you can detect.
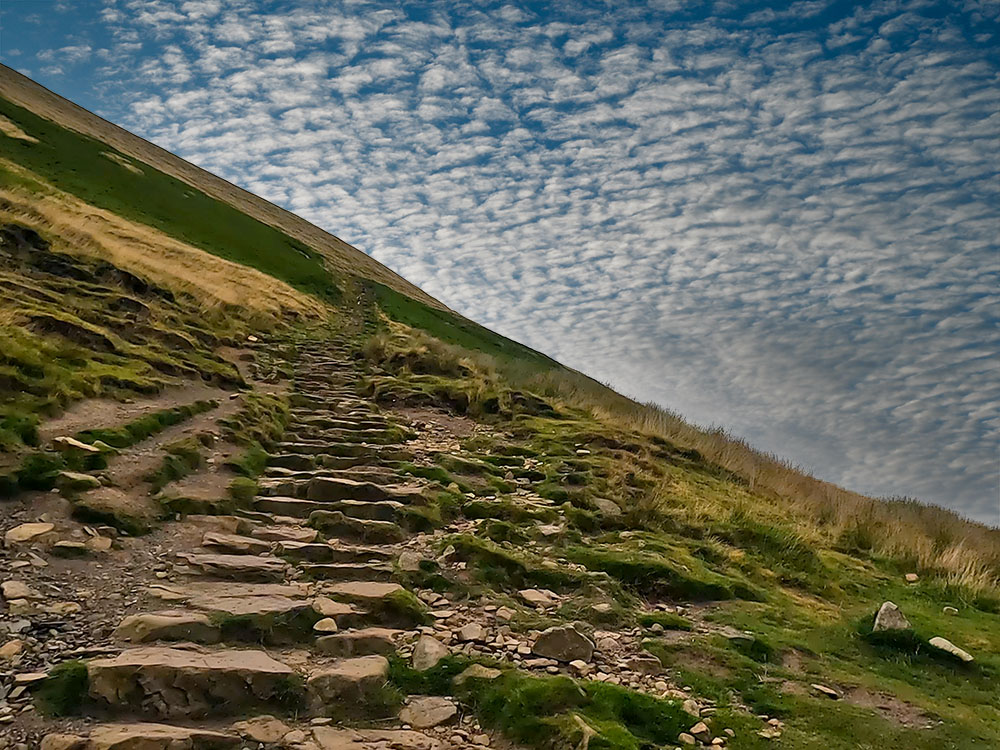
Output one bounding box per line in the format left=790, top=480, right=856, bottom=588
left=1, top=0, right=998, bottom=526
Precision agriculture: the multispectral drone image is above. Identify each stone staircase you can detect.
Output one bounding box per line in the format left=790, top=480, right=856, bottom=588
left=37, top=339, right=451, bottom=749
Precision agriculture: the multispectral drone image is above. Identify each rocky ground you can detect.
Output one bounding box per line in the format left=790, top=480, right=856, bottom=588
left=0, top=326, right=979, bottom=750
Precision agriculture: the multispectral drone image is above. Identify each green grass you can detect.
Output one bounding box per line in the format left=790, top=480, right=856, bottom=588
left=76, top=399, right=217, bottom=449
left=36, top=660, right=89, bottom=716
left=145, top=435, right=207, bottom=492
left=0, top=96, right=341, bottom=302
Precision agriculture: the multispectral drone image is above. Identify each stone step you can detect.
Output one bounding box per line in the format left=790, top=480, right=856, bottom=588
left=335, top=499, right=405, bottom=522
left=300, top=562, right=395, bottom=582
left=41, top=723, right=240, bottom=750
left=114, top=611, right=221, bottom=644
left=308, top=510, right=405, bottom=544
left=306, top=654, right=392, bottom=714
left=263, top=467, right=403, bottom=485
left=254, top=496, right=330, bottom=519
left=250, top=524, right=318, bottom=543
left=201, top=532, right=272, bottom=555
left=176, top=553, right=290, bottom=582
left=85, top=646, right=298, bottom=718
left=277, top=441, right=401, bottom=457
left=284, top=429, right=408, bottom=445
left=276, top=541, right=396, bottom=564
left=315, top=627, right=401, bottom=657
left=306, top=477, right=426, bottom=504
left=294, top=416, right=391, bottom=430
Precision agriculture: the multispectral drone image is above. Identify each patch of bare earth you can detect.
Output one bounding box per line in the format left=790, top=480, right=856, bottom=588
left=37, top=383, right=231, bottom=443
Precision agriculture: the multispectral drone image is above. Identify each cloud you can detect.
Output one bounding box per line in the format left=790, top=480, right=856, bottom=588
left=10, top=0, right=999, bottom=525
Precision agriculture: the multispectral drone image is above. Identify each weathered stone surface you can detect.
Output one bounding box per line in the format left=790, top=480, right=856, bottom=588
left=398, top=550, right=423, bottom=571
left=232, top=715, right=292, bottom=744
left=52, top=541, right=90, bottom=558
left=58, top=471, right=102, bottom=492
left=314, top=618, right=340, bottom=632
left=53, top=436, right=101, bottom=454
left=592, top=497, right=621, bottom=517
left=252, top=525, right=318, bottom=543
left=316, top=627, right=400, bottom=657
left=519, top=588, right=557, bottom=608
left=308, top=510, right=405, bottom=544
left=201, top=532, right=271, bottom=555
left=114, top=612, right=221, bottom=644
left=312, top=596, right=360, bottom=619
left=176, top=553, right=289, bottom=582
left=87, top=646, right=297, bottom=718
left=323, top=581, right=404, bottom=605
left=873, top=601, right=911, bottom=632
left=531, top=626, right=594, bottom=662
left=5, top=522, right=55, bottom=544
left=2, top=580, right=42, bottom=600
left=307, top=655, right=390, bottom=707
left=312, top=728, right=441, bottom=750
left=929, top=636, right=974, bottom=662
left=689, top=722, right=712, bottom=741
left=0, top=638, right=25, bottom=660
left=458, top=623, right=486, bottom=643
left=626, top=655, right=662, bottom=675
left=42, top=723, right=240, bottom=750
left=412, top=635, right=450, bottom=671
left=453, top=664, right=502, bottom=685
left=811, top=683, right=840, bottom=699
left=400, top=696, right=459, bottom=728
left=301, top=562, right=394, bottom=582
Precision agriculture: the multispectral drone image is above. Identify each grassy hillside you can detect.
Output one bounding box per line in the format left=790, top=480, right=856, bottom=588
left=0, top=68, right=997, bottom=750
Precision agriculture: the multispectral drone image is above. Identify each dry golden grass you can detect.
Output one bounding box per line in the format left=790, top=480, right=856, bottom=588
left=0, top=64, right=446, bottom=311
left=0, top=160, right=326, bottom=319
left=0, top=114, right=38, bottom=143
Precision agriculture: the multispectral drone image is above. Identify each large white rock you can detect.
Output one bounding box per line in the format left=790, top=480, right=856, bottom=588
left=873, top=601, right=911, bottom=632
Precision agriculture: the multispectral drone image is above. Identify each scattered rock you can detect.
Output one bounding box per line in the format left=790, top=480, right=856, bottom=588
left=943, top=606, right=958, bottom=615
left=873, top=601, right=911, bottom=632
left=592, top=497, right=621, bottom=517
left=312, top=728, right=441, bottom=750
left=519, top=588, right=557, bottom=608
left=682, top=698, right=700, bottom=717
left=232, top=715, right=292, bottom=744
left=2, top=580, right=42, bottom=600
left=399, top=696, right=459, bottom=728
left=811, top=683, right=840, bottom=699
left=532, top=625, right=594, bottom=662
left=458, top=623, right=486, bottom=643
left=905, top=573, right=919, bottom=583
left=114, top=612, right=221, bottom=644
left=314, top=618, right=340, bottom=633
left=928, top=636, right=974, bottom=663
left=52, top=436, right=101, bottom=454
left=413, top=635, right=450, bottom=671
left=689, top=721, right=712, bottom=741
left=0, top=639, right=25, bottom=660
left=626, top=655, right=662, bottom=675
left=52, top=541, right=90, bottom=558
left=678, top=733, right=696, bottom=746
left=57, top=471, right=102, bottom=492
left=5, top=522, right=55, bottom=545
left=398, top=550, right=423, bottom=571
left=453, top=664, right=502, bottom=686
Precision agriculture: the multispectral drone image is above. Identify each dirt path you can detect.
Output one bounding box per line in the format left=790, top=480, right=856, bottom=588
left=37, top=382, right=232, bottom=444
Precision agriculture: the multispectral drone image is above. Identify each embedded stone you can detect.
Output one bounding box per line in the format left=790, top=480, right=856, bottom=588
left=2, top=580, right=42, bottom=600
left=928, top=636, right=974, bottom=662
left=872, top=601, right=911, bottom=632
left=232, top=715, right=292, bottom=744
left=531, top=626, right=594, bottom=662
left=316, top=627, right=400, bottom=657
left=114, top=612, right=221, bottom=644
left=312, top=728, right=441, bottom=750
left=5, top=522, right=55, bottom=544
left=453, top=664, right=502, bottom=685
left=399, top=696, right=459, bottom=728
left=412, top=635, right=450, bottom=671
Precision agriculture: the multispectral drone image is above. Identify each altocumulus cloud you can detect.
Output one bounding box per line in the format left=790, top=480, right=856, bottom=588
left=2, top=0, right=998, bottom=524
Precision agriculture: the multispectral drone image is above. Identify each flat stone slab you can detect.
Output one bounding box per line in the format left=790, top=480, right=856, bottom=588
left=251, top=525, right=318, bottom=543
left=255, top=497, right=330, bottom=519
left=301, top=563, right=395, bottom=583
left=399, top=696, right=459, bottom=728
left=312, top=728, right=441, bottom=750
left=202, top=532, right=272, bottom=555
left=87, top=646, right=297, bottom=718
left=307, top=655, right=390, bottom=708
left=308, top=511, right=404, bottom=544
left=323, top=581, right=404, bottom=605
left=114, top=611, right=221, bottom=644
left=176, top=553, right=290, bottom=582
left=307, top=477, right=424, bottom=504
left=316, top=627, right=401, bottom=657
left=41, top=723, right=239, bottom=750
left=5, top=522, right=56, bottom=545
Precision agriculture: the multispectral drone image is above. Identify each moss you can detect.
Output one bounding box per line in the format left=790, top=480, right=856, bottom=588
left=638, top=611, right=693, bottom=631
left=36, top=660, right=89, bottom=716
left=75, top=399, right=217, bottom=449
left=145, top=436, right=205, bottom=492
left=210, top=607, right=321, bottom=644
left=376, top=588, right=431, bottom=627
left=69, top=499, right=152, bottom=536
left=228, top=476, right=259, bottom=505
left=455, top=669, right=691, bottom=750
left=448, top=535, right=587, bottom=590
left=388, top=653, right=473, bottom=695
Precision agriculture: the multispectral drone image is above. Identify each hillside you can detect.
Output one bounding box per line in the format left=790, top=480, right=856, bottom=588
left=0, top=67, right=998, bottom=750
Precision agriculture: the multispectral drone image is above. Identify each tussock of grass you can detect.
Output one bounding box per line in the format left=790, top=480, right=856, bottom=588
left=77, top=399, right=217, bottom=449
left=36, top=660, right=89, bottom=716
